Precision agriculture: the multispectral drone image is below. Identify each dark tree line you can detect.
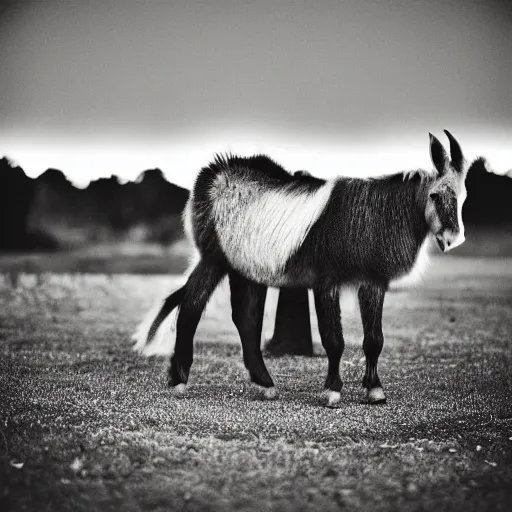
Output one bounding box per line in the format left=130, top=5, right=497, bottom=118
left=0, top=158, right=36, bottom=250
left=0, top=157, right=189, bottom=250
left=0, top=155, right=510, bottom=252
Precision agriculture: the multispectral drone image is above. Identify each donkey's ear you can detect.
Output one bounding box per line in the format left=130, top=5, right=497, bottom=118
left=443, top=129, right=464, bottom=172
left=429, top=132, right=449, bottom=175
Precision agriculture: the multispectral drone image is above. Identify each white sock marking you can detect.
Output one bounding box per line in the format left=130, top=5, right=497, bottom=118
left=367, top=386, right=386, bottom=403
left=326, top=390, right=341, bottom=407
left=263, top=387, right=277, bottom=400
left=172, top=383, right=187, bottom=396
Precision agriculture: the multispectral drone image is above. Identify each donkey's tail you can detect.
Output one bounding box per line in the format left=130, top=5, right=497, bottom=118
left=132, top=286, right=186, bottom=356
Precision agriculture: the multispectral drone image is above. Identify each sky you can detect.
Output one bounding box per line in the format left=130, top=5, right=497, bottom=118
left=0, top=0, right=511, bottom=189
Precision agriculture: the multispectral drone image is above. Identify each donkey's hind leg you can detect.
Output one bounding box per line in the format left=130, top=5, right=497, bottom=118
left=229, top=271, right=276, bottom=398
left=358, top=282, right=387, bottom=404
left=314, top=286, right=344, bottom=407
left=168, top=259, right=226, bottom=393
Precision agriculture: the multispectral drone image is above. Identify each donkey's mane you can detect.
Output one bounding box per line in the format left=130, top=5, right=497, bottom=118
left=210, top=153, right=290, bottom=180
left=366, top=168, right=436, bottom=185
left=400, top=168, right=437, bottom=182
left=361, top=168, right=435, bottom=210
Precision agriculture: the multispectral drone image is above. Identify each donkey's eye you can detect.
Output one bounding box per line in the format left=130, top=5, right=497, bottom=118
left=430, top=192, right=440, bottom=202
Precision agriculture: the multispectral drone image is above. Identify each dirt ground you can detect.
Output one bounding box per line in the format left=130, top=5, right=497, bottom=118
left=1, top=257, right=512, bottom=511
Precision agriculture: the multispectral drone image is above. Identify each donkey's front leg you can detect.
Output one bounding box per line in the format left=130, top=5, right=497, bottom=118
left=314, top=286, right=344, bottom=407
left=358, top=282, right=387, bottom=404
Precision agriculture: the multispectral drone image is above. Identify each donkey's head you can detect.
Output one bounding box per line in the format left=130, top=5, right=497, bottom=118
left=425, top=130, right=468, bottom=252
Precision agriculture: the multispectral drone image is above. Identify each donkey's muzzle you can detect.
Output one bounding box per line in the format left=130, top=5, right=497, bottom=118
left=436, top=231, right=465, bottom=252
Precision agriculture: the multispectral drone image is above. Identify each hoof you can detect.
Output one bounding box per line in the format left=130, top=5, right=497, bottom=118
left=326, top=390, right=341, bottom=408
left=366, top=386, right=386, bottom=404
left=171, top=383, right=188, bottom=397
left=251, top=383, right=277, bottom=400
left=262, top=386, right=277, bottom=400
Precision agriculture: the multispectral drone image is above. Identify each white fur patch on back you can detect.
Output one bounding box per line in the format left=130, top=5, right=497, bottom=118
left=210, top=175, right=336, bottom=286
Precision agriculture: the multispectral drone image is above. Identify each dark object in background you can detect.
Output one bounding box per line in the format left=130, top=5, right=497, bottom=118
left=0, top=162, right=190, bottom=250
left=0, top=157, right=42, bottom=251
left=264, top=169, right=315, bottom=357
left=264, top=287, right=313, bottom=357
left=464, top=157, right=512, bottom=225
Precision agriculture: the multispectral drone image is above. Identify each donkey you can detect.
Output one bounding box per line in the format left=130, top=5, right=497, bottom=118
left=133, top=130, right=472, bottom=407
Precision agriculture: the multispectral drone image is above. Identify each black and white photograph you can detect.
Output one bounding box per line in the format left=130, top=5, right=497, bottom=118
left=1, top=1, right=511, bottom=510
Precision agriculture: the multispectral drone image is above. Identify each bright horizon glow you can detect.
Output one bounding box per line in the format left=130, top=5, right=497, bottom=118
left=1, top=129, right=511, bottom=190
left=2, top=0, right=511, bottom=190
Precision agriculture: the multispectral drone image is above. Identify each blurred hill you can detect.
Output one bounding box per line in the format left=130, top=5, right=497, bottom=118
left=0, top=155, right=511, bottom=255
left=0, top=157, right=189, bottom=251
left=0, top=158, right=36, bottom=251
